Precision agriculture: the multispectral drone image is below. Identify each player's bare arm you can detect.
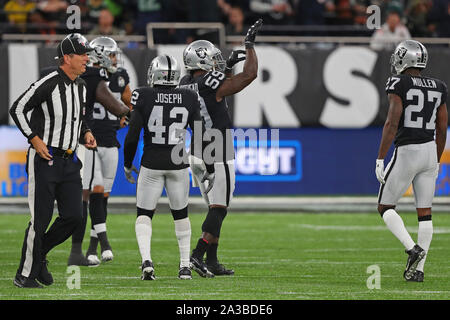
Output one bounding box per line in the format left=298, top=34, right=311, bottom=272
left=96, top=80, right=130, bottom=117
left=377, top=93, right=403, bottom=160
left=435, top=103, right=448, bottom=163
left=120, top=84, right=133, bottom=127
left=216, top=18, right=262, bottom=101
left=216, top=48, right=258, bottom=101
left=121, top=84, right=132, bottom=108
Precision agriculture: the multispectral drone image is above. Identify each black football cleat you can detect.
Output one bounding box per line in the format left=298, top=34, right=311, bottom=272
left=178, top=266, right=192, bottom=280
left=403, top=244, right=426, bottom=281
left=407, top=270, right=424, bottom=282
left=141, top=260, right=156, bottom=280
left=13, top=274, right=43, bottom=288
left=206, top=261, right=235, bottom=276
left=190, top=256, right=214, bottom=278
left=37, top=259, right=53, bottom=286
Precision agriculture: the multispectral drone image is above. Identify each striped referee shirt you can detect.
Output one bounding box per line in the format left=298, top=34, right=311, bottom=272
left=9, top=67, right=90, bottom=151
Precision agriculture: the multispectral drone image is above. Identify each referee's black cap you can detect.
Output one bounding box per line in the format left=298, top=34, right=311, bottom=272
left=56, top=33, right=93, bottom=58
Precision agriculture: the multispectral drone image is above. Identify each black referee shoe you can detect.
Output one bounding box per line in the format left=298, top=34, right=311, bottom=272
left=13, top=274, right=43, bottom=288
left=206, top=261, right=235, bottom=276
left=37, top=259, right=53, bottom=286
left=404, top=245, right=426, bottom=281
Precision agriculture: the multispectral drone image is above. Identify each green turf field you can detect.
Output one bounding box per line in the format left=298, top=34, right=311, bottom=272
left=1, top=212, right=450, bottom=300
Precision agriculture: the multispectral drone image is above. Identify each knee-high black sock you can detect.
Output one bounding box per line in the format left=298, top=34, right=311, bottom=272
left=192, top=238, right=209, bottom=260
left=71, top=201, right=88, bottom=254
left=90, top=193, right=111, bottom=252
left=103, top=196, right=109, bottom=220
left=206, top=243, right=219, bottom=265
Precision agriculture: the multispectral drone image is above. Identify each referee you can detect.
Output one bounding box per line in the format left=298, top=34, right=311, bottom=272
left=9, top=33, right=97, bottom=288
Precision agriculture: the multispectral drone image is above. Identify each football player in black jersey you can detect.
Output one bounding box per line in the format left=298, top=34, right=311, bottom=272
left=179, top=19, right=262, bottom=277
left=83, top=37, right=133, bottom=265
left=124, top=55, right=215, bottom=280
left=376, top=40, right=448, bottom=282
left=66, top=40, right=131, bottom=267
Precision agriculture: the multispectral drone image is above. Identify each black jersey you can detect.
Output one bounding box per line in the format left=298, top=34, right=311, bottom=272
left=90, top=68, right=130, bottom=148
left=179, top=71, right=234, bottom=161
left=124, top=86, right=207, bottom=171
left=80, top=66, right=109, bottom=128
left=385, top=74, right=448, bottom=147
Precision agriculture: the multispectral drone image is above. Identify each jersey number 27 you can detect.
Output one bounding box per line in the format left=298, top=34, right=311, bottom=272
left=404, top=88, right=442, bottom=130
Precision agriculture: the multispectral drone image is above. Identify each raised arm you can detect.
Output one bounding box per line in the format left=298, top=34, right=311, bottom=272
left=216, top=19, right=262, bottom=100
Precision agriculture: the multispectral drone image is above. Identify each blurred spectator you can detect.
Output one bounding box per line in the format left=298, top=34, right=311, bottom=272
left=370, top=4, right=411, bottom=50
left=353, top=0, right=371, bottom=25
left=249, top=0, right=294, bottom=25
left=427, top=0, right=450, bottom=37
left=86, top=0, right=108, bottom=25
left=217, top=0, right=232, bottom=20
left=89, top=8, right=125, bottom=35
left=135, top=0, right=163, bottom=35
left=293, top=0, right=335, bottom=25
left=333, top=0, right=356, bottom=24
left=406, top=0, right=432, bottom=37
left=3, top=0, right=36, bottom=32
left=226, top=5, right=246, bottom=36
left=36, top=0, right=68, bottom=23
left=104, top=0, right=124, bottom=26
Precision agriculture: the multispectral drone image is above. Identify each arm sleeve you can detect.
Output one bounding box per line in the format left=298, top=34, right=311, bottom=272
left=9, top=79, right=49, bottom=141
left=123, top=92, right=144, bottom=168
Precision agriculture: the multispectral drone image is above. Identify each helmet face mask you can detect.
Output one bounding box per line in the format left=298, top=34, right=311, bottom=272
left=183, top=40, right=226, bottom=72
left=147, top=55, right=181, bottom=87
left=390, top=40, right=428, bottom=75
left=88, top=37, right=121, bottom=73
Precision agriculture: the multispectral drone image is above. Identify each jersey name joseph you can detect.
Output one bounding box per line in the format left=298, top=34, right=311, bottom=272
left=127, top=86, right=202, bottom=170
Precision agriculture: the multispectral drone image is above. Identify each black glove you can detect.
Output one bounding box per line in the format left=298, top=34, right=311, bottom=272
left=225, top=50, right=246, bottom=73
left=244, top=18, right=263, bottom=49
left=123, top=110, right=131, bottom=126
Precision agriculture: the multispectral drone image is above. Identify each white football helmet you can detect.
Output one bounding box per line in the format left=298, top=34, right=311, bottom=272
left=390, top=40, right=428, bottom=75
left=183, top=40, right=226, bottom=72
left=88, top=36, right=121, bottom=73
left=147, top=55, right=181, bottom=86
